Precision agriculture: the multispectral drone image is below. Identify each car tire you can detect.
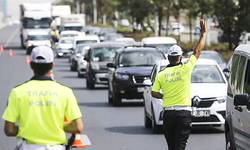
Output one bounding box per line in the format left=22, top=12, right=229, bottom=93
left=108, top=84, right=113, bottom=104
left=144, top=107, right=152, bottom=128
left=78, top=71, right=83, bottom=78
left=226, top=131, right=236, bottom=150
left=86, top=77, right=95, bottom=89
left=151, top=106, right=162, bottom=133
left=113, top=92, right=121, bottom=106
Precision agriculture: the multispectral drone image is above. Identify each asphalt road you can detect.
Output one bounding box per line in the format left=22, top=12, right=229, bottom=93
left=0, top=25, right=225, bottom=150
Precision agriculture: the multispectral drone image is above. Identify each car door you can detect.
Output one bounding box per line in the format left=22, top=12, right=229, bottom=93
left=231, top=55, right=247, bottom=148
left=144, top=64, right=158, bottom=117
left=108, top=52, right=118, bottom=93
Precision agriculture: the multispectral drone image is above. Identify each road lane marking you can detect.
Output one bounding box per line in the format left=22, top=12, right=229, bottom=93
left=4, top=27, right=19, bottom=48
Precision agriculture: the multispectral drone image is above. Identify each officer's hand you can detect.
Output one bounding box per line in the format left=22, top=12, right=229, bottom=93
left=200, top=20, right=207, bottom=35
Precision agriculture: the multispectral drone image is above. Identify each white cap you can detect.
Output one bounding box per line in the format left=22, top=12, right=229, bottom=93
left=30, top=46, right=54, bottom=63
left=168, top=45, right=183, bottom=56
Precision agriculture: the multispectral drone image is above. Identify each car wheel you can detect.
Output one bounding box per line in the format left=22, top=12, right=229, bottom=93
left=151, top=106, right=162, bottom=133
left=113, top=92, right=121, bottom=106
left=78, top=71, right=83, bottom=78
left=86, top=77, right=95, bottom=89
left=108, top=84, right=113, bottom=104
left=226, top=131, right=235, bottom=150
left=144, top=107, right=152, bottom=128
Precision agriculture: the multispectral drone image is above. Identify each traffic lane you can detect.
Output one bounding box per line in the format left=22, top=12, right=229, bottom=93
left=53, top=58, right=225, bottom=150
left=0, top=25, right=32, bottom=150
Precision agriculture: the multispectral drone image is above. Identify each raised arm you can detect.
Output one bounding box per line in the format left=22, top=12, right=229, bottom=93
left=193, top=20, right=207, bottom=59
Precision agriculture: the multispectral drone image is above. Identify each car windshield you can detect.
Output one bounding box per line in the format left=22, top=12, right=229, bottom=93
left=80, top=48, right=89, bottom=56
left=60, top=39, right=73, bottom=44
left=23, top=18, right=51, bottom=29
left=119, top=51, right=165, bottom=67
left=91, top=47, right=119, bottom=62
left=28, top=35, right=50, bottom=40
left=191, top=65, right=225, bottom=83
left=63, top=26, right=83, bottom=32
left=76, top=40, right=98, bottom=45
left=61, top=34, right=78, bottom=37
left=146, top=44, right=175, bottom=53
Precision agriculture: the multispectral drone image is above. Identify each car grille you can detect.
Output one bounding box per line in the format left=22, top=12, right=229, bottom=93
left=197, top=98, right=216, bottom=108
left=132, top=75, right=150, bottom=83
left=99, top=78, right=108, bottom=81
left=192, top=115, right=220, bottom=122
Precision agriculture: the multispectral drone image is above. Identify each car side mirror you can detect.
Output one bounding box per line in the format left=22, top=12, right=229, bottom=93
left=143, top=79, right=152, bottom=86
left=234, top=93, right=250, bottom=110
left=223, top=68, right=229, bottom=73
left=106, top=63, right=116, bottom=68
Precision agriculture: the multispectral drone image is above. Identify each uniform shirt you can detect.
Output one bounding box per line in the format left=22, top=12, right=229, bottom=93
left=152, top=55, right=197, bottom=107
left=2, top=76, right=82, bottom=145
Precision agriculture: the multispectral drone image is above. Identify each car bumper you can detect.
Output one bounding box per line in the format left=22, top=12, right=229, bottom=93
left=57, top=50, right=71, bottom=57
left=153, top=100, right=226, bottom=126
left=95, top=73, right=109, bottom=84
left=113, top=82, right=146, bottom=99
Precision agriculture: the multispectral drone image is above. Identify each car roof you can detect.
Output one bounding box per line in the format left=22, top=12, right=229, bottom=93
left=187, top=50, right=220, bottom=55
left=235, top=44, right=250, bottom=54
left=116, top=38, right=135, bottom=42
left=156, top=58, right=219, bottom=66
left=74, top=35, right=99, bottom=40
left=59, top=37, right=74, bottom=40
left=141, top=37, right=177, bottom=44
left=60, top=30, right=79, bottom=34
left=90, top=42, right=126, bottom=48
left=119, top=47, right=163, bottom=53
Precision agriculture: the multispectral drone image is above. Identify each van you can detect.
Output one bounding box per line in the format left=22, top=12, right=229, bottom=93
left=141, top=37, right=177, bottom=56
left=224, top=44, right=250, bottom=150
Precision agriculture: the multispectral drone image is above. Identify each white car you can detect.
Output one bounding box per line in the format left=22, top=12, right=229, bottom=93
left=55, top=37, right=74, bottom=58
left=141, top=37, right=177, bottom=57
left=143, top=58, right=228, bottom=133
left=115, top=37, right=136, bottom=45
left=60, top=30, right=79, bottom=38
left=77, top=46, right=90, bottom=77
left=26, top=30, right=51, bottom=49
left=73, top=35, right=100, bottom=50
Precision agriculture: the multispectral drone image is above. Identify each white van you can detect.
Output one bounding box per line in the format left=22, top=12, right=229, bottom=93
left=141, top=37, right=177, bottom=56
left=73, top=35, right=100, bottom=50
left=225, top=44, right=250, bottom=150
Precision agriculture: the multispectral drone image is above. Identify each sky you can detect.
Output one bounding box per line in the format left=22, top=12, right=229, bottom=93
left=6, top=0, right=57, bottom=21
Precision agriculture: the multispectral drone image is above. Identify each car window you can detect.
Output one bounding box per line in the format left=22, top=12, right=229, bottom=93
left=28, top=35, right=49, bottom=40
left=118, top=51, right=165, bottom=67
left=199, top=53, right=224, bottom=64
left=145, top=44, right=174, bottom=53
left=61, top=34, right=77, bottom=37
left=230, top=54, right=240, bottom=88
left=244, top=59, right=250, bottom=96
left=191, top=65, right=225, bottom=83
left=77, top=40, right=98, bottom=45
left=60, top=39, right=73, bottom=44
left=235, top=56, right=246, bottom=92
left=91, top=47, right=119, bottom=62
left=150, top=64, right=157, bottom=83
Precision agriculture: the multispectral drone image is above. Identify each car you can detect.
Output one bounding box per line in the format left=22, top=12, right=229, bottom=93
left=85, top=26, right=101, bottom=35
left=104, top=33, right=124, bottom=42
left=115, top=37, right=136, bottom=45
left=26, top=30, right=52, bottom=55
left=70, top=44, right=91, bottom=71
left=77, top=46, right=90, bottom=77
left=106, top=45, right=166, bottom=106
left=98, top=28, right=116, bottom=41
left=143, top=58, right=228, bottom=133
left=55, top=37, right=74, bottom=58
left=141, top=37, right=177, bottom=57
left=59, top=30, right=79, bottom=38
left=224, top=44, right=250, bottom=150
left=72, top=35, right=100, bottom=50
left=169, top=22, right=185, bottom=36
left=187, top=50, right=227, bottom=70
left=84, top=42, right=126, bottom=89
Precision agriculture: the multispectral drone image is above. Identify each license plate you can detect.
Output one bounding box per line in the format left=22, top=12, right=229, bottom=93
left=137, top=87, right=145, bottom=92
left=193, top=110, right=210, bottom=117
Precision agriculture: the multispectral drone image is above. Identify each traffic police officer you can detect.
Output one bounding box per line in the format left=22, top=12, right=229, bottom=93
left=2, top=46, right=84, bottom=150
left=151, top=20, right=207, bottom=150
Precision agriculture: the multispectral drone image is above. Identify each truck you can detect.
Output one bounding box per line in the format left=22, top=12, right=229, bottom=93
left=20, top=3, right=53, bottom=48
left=60, top=14, right=86, bottom=33
left=52, top=5, right=71, bottom=41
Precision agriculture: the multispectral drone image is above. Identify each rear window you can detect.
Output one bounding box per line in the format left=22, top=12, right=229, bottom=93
left=91, top=47, right=120, bottom=62
left=77, top=40, right=98, bottom=45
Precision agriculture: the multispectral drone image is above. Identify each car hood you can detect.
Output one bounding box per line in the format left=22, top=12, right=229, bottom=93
left=191, top=83, right=227, bottom=98
left=59, top=44, right=73, bottom=49
left=116, top=66, right=153, bottom=75
left=28, top=40, right=50, bottom=46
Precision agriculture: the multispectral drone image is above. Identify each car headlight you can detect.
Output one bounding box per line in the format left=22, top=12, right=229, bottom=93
left=217, top=96, right=226, bottom=103
left=81, top=61, right=87, bottom=66
left=46, top=41, right=51, bottom=47
left=28, top=42, right=33, bottom=47
left=115, top=73, right=129, bottom=80
left=92, top=64, right=99, bottom=70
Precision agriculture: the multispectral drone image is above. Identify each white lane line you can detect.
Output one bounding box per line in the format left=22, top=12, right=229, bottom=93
left=4, top=27, right=19, bottom=48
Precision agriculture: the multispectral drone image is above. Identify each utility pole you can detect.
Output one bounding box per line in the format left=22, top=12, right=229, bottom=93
left=93, top=0, right=97, bottom=23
